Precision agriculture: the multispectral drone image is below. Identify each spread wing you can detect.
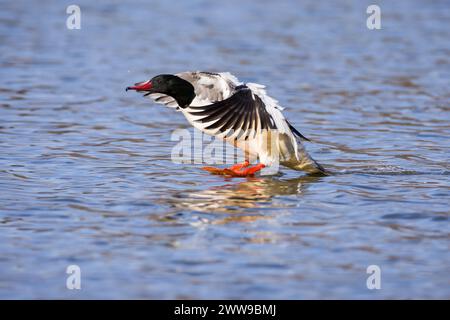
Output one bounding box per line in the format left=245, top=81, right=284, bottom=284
left=185, top=85, right=289, bottom=141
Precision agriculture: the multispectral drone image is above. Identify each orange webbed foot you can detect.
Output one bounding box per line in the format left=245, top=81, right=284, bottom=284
left=229, top=160, right=250, bottom=171
left=222, top=164, right=266, bottom=177
left=201, top=166, right=229, bottom=175
left=202, top=161, right=265, bottom=177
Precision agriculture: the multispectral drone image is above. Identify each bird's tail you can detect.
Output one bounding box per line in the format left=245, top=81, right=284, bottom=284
left=288, top=143, right=327, bottom=175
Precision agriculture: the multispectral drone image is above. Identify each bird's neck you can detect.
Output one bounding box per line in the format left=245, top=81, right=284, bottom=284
left=169, top=78, right=195, bottom=108
left=174, top=91, right=195, bottom=108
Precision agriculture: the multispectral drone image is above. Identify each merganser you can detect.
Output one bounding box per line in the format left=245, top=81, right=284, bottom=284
left=126, top=71, right=326, bottom=177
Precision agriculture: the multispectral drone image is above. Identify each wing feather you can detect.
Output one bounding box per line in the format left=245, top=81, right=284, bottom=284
left=147, top=93, right=179, bottom=109
left=187, top=87, right=278, bottom=139
left=176, top=71, right=239, bottom=106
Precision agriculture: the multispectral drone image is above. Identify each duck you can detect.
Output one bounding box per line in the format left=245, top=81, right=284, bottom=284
left=126, top=71, right=326, bottom=177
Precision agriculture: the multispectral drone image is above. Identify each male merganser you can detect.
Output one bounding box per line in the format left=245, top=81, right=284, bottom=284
left=126, top=71, right=326, bottom=177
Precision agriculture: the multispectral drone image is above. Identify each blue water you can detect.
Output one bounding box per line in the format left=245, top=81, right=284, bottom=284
left=0, top=0, right=449, bottom=299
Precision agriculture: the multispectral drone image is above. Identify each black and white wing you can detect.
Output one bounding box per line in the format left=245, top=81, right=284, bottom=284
left=183, top=83, right=298, bottom=142
left=185, top=86, right=269, bottom=138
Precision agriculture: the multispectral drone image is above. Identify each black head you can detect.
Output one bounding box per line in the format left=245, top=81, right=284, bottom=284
left=126, top=74, right=195, bottom=107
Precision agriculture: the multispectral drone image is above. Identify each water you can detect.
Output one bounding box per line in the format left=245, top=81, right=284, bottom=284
left=0, top=0, right=449, bottom=299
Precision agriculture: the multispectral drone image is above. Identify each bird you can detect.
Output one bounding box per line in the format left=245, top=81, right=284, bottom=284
left=126, top=71, right=326, bottom=177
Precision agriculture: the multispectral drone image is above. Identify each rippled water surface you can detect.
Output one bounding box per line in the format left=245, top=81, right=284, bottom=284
left=0, top=0, right=449, bottom=299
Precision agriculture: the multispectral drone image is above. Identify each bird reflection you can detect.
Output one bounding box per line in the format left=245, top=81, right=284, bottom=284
left=159, top=175, right=323, bottom=224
